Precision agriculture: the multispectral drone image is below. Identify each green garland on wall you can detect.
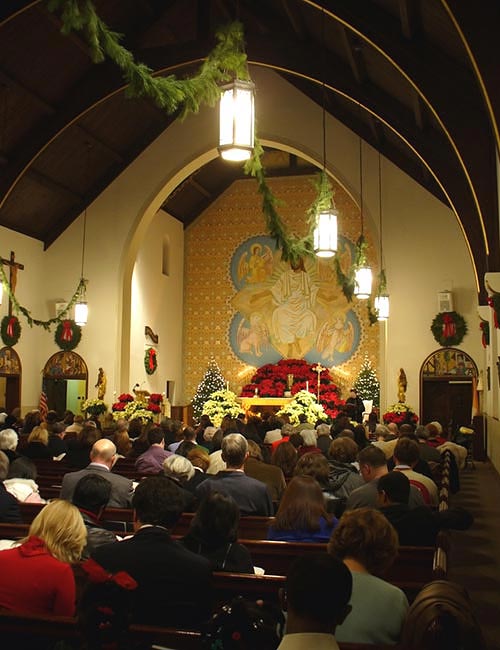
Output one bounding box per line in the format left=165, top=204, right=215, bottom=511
left=46, top=1, right=368, bottom=304
left=0, top=263, right=87, bottom=331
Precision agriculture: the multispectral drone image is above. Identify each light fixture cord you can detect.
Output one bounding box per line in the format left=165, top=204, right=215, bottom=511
left=359, top=134, right=364, bottom=237
left=80, top=143, right=90, bottom=280
left=321, top=8, right=327, bottom=171
left=378, top=150, right=383, bottom=263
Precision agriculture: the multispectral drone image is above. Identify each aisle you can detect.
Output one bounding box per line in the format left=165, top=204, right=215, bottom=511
left=448, top=460, right=500, bottom=650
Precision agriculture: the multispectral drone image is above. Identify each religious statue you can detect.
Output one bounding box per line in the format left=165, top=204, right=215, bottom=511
left=398, top=368, right=407, bottom=403
left=95, top=367, right=107, bottom=399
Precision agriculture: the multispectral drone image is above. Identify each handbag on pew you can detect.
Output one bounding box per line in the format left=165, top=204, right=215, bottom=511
left=202, top=596, right=285, bottom=650
left=401, top=579, right=486, bottom=650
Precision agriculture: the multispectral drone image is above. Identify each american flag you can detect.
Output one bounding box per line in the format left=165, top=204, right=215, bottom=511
left=38, top=391, right=48, bottom=419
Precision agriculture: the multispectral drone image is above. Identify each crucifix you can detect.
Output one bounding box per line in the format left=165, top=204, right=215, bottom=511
left=0, top=251, right=24, bottom=316
left=312, top=362, right=325, bottom=401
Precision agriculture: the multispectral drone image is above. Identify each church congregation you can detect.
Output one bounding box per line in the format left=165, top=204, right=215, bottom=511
left=0, top=404, right=482, bottom=649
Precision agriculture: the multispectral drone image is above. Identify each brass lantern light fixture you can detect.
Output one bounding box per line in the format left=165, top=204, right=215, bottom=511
left=218, top=79, right=255, bottom=162
left=313, top=9, right=337, bottom=259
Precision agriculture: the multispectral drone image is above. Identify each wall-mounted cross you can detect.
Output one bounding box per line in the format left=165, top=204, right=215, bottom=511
left=1, top=251, right=24, bottom=316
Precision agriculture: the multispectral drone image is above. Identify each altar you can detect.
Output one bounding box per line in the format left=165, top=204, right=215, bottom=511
left=237, top=396, right=293, bottom=417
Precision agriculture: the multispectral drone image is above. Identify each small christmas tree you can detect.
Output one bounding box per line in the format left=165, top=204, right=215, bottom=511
left=192, top=357, right=226, bottom=420
left=354, top=355, right=380, bottom=407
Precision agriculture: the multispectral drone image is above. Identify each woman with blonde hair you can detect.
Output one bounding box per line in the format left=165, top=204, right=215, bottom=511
left=22, top=425, right=52, bottom=459
left=0, top=499, right=87, bottom=615
left=328, top=507, right=408, bottom=645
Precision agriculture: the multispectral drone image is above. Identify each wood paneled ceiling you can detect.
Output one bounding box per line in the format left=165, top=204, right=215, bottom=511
left=0, top=1, right=499, bottom=299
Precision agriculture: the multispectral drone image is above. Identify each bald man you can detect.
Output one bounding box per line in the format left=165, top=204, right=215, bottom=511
left=60, top=438, right=134, bottom=508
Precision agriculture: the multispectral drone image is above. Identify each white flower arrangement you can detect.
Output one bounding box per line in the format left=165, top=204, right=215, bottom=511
left=81, top=398, right=108, bottom=416
left=277, top=390, right=326, bottom=425
left=112, top=400, right=155, bottom=423
left=201, top=389, right=242, bottom=427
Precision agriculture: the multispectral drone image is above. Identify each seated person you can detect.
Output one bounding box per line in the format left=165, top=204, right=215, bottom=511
left=196, top=434, right=273, bottom=516
left=72, top=473, right=118, bottom=559
left=91, top=475, right=212, bottom=628
left=0, top=451, right=22, bottom=522
left=278, top=554, right=352, bottom=649
left=135, top=427, right=172, bottom=474
left=393, top=438, right=438, bottom=505
left=328, top=507, right=409, bottom=645
left=377, top=471, right=472, bottom=546
left=268, top=475, right=337, bottom=542
left=22, top=426, right=53, bottom=459
left=182, top=492, right=254, bottom=573
left=0, top=499, right=86, bottom=616
left=0, top=428, right=20, bottom=463
left=4, top=456, right=45, bottom=503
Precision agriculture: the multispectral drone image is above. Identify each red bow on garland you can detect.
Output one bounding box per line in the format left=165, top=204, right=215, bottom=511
left=82, top=558, right=138, bottom=591
left=488, top=297, right=499, bottom=329
left=442, top=313, right=456, bottom=339
left=148, top=348, right=156, bottom=371
left=62, top=320, right=73, bottom=342
left=6, top=317, right=16, bottom=337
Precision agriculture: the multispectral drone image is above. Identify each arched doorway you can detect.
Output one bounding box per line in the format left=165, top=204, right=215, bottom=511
left=0, top=346, right=21, bottom=412
left=420, top=348, right=478, bottom=433
left=43, top=351, right=88, bottom=417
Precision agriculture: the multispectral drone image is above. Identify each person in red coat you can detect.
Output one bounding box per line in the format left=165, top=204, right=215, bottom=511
left=0, top=499, right=87, bottom=616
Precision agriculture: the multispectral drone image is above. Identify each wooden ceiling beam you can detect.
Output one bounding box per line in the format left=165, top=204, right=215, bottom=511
left=0, top=67, right=54, bottom=115
left=73, top=125, right=123, bottom=164
left=27, top=168, right=82, bottom=200
left=0, top=40, right=210, bottom=211
left=398, top=0, right=420, bottom=40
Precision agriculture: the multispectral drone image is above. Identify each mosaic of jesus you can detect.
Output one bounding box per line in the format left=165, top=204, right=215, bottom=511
left=229, top=236, right=361, bottom=367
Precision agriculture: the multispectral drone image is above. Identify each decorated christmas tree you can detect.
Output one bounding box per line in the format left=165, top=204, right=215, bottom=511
left=354, top=356, right=380, bottom=407
left=192, top=357, right=226, bottom=420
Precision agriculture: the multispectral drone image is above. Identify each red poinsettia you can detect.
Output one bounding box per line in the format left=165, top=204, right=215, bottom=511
left=149, top=393, right=163, bottom=404
left=118, top=393, right=134, bottom=403
left=241, top=359, right=343, bottom=420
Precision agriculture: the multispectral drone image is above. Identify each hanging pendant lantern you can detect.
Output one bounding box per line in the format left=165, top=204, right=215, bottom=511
left=354, top=266, right=372, bottom=299
left=219, top=79, right=255, bottom=162
left=374, top=294, right=390, bottom=320
left=314, top=208, right=338, bottom=258
left=74, top=283, right=88, bottom=326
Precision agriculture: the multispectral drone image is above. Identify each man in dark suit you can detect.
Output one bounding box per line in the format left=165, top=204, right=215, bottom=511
left=196, top=433, right=273, bottom=515
left=60, top=438, right=133, bottom=508
left=92, top=475, right=212, bottom=628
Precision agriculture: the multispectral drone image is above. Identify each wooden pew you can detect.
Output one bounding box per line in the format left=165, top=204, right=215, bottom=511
left=0, top=609, right=405, bottom=650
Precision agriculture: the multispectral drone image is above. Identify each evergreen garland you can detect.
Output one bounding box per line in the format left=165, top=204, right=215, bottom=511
left=0, top=264, right=86, bottom=331
left=48, top=2, right=374, bottom=295
left=47, top=1, right=249, bottom=117
left=354, top=356, right=380, bottom=408
left=192, top=358, right=226, bottom=421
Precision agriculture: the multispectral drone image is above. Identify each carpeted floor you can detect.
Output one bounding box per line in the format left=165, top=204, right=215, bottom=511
left=448, top=459, right=500, bottom=650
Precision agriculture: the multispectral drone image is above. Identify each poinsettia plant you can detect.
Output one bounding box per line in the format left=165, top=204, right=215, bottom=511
left=240, top=359, right=344, bottom=420
left=382, top=403, right=419, bottom=426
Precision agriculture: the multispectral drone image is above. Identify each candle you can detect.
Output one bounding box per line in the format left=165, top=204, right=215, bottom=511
left=306, top=380, right=309, bottom=391
left=226, top=381, right=229, bottom=391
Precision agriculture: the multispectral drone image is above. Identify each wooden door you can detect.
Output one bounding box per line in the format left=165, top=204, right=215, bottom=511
left=5, top=376, right=20, bottom=413
left=421, top=378, right=473, bottom=431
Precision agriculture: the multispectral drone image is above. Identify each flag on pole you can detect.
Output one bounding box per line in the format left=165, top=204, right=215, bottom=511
left=38, top=391, right=48, bottom=419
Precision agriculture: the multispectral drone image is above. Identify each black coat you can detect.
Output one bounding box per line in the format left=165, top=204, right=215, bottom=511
left=0, top=482, right=22, bottom=523
left=92, top=526, right=212, bottom=628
